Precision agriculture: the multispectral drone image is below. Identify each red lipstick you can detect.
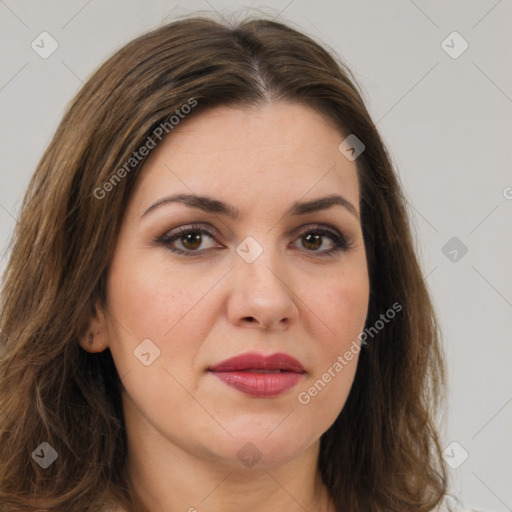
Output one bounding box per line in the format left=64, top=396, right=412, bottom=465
left=208, top=352, right=306, bottom=398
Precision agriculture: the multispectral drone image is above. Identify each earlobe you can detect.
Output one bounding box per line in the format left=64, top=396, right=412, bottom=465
left=79, top=330, right=109, bottom=353
left=78, top=305, right=110, bottom=353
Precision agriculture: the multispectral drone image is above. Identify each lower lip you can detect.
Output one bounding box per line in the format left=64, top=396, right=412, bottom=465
left=210, top=371, right=304, bottom=397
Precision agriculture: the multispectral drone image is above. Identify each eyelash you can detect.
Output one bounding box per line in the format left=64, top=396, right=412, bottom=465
left=155, top=223, right=353, bottom=258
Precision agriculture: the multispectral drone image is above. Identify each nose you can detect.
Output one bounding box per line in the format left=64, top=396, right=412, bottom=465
left=226, top=247, right=299, bottom=331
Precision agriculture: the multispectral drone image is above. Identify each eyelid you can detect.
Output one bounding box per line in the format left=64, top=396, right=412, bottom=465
left=156, top=223, right=222, bottom=249
left=289, top=221, right=349, bottom=240
left=292, top=223, right=352, bottom=250
left=291, top=222, right=342, bottom=238
left=157, top=222, right=220, bottom=239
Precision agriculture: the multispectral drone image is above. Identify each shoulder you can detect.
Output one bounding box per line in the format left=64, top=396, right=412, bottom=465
left=435, top=494, right=487, bottom=512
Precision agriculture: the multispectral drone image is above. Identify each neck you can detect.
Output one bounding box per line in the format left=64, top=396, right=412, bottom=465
left=122, top=403, right=334, bottom=512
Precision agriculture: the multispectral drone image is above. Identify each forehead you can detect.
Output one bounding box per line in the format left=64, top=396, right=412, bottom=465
left=130, top=102, right=360, bottom=214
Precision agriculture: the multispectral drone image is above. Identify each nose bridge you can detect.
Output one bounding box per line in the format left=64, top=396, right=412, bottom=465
left=228, top=233, right=298, bottom=329
left=236, top=234, right=286, bottom=293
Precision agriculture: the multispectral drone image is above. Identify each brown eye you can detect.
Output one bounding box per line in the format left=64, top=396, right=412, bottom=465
left=301, top=233, right=323, bottom=251
left=156, top=225, right=220, bottom=256
left=180, top=232, right=202, bottom=251
left=292, top=226, right=352, bottom=256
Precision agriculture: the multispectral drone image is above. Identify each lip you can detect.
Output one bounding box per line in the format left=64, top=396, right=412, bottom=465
left=208, top=352, right=306, bottom=398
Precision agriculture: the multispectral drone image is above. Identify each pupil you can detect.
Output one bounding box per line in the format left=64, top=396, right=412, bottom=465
left=304, top=233, right=321, bottom=250
left=183, top=233, right=201, bottom=250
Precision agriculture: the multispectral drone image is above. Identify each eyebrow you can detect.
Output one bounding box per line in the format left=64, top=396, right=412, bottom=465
left=141, top=193, right=359, bottom=220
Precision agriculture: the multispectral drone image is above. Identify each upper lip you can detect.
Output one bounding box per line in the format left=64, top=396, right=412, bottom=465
left=208, top=352, right=305, bottom=373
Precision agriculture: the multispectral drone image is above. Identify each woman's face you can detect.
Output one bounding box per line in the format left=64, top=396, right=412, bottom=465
left=98, top=102, right=369, bottom=469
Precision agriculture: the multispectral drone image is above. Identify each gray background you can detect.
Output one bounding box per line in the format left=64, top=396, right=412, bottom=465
left=0, top=1, right=510, bottom=510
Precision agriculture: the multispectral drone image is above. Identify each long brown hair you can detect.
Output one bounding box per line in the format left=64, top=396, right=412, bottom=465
left=0, top=13, right=448, bottom=512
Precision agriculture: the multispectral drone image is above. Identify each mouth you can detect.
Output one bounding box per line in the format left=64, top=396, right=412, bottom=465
left=208, top=352, right=306, bottom=398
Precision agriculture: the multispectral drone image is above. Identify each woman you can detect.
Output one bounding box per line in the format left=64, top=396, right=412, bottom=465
left=0, top=14, right=479, bottom=512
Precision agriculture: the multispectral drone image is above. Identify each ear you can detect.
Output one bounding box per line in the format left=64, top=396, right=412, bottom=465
left=78, top=302, right=110, bottom=353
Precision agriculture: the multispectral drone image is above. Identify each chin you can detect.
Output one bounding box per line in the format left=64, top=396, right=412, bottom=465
left=200, top=426, right=319, bottom=471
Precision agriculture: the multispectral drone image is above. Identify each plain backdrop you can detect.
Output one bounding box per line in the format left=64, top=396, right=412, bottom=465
left=0, top=1, right=511, bottom=510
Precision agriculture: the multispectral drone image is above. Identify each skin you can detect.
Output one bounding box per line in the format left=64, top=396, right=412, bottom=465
left=81, top=102, right=370, bottom=512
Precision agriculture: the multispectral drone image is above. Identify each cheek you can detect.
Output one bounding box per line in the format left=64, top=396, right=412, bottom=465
left=307, top=268, right=369, bottom=351
left=106, top=264, right=180, bottom=340
left=295, top=269, right=368, bottom=424
left=105, top=256, right=221, bottom=376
